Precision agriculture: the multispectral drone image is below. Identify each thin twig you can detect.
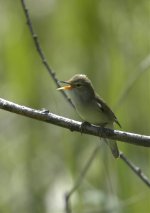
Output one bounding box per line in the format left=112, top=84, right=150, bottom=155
left=20, top=0, right=74, bottom=108
left=65, top=149, right=150, bottom=213
left=120, top=152, right=150, bottom=187
left=65, top=145, right=100, bottom=213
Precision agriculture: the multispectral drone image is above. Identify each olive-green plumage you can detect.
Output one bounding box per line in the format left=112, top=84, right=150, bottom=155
left=58, top=74, right=121, bottom=158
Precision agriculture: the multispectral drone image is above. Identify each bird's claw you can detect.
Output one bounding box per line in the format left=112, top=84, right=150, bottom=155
left=98, top=122, right=108, bottom=139
left=80, top=121, right=91, bottom=134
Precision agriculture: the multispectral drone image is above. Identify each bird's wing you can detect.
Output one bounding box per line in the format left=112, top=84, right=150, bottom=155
left=95, top=94, right=121, bottom=128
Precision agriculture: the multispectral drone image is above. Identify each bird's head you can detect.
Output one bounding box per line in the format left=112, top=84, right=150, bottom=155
left=57, top=74, right=95, bottom=99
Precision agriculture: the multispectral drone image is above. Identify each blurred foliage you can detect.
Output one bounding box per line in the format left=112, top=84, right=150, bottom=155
left=0, top=0, right=150, bottom=212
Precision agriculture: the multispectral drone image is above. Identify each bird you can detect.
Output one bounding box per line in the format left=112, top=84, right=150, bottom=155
left=57, top=74, right=121, bottom=158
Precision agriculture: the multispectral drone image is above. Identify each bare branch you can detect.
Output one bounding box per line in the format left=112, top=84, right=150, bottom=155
left=64, top=149, right=150, bottom=213
left=1, top=97, right=150, bottom=213
left=120, top=152, right=150, bottom=187
left=0, top=98, right=150, bottom=148
left=20, top=0, right=74, bottom=108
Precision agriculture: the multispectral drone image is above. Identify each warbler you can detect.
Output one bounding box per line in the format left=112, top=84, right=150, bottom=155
left=57, top=74, right=121, bottom=158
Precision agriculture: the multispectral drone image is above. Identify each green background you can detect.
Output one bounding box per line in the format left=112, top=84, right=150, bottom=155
left=0, top=0, right=150, bottom=212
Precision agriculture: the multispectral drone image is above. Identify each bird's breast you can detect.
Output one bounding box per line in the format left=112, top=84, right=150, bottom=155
left=69, top=92, right=110, bottom=124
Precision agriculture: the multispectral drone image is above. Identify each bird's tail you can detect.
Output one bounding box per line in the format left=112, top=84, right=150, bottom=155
left=105, top=123, right=119, bottom=158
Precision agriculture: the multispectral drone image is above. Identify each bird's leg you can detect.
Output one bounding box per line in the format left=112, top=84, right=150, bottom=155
left=80, top=121, right=91, bottom=134
left=98, top=122, right=108, bottom=139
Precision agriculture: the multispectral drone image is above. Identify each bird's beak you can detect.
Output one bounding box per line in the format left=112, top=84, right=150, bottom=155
left=57, top=81, right=73, bottom=91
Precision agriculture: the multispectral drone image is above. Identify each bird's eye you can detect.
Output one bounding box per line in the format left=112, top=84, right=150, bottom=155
left=76, top=83, right=82, bottom=87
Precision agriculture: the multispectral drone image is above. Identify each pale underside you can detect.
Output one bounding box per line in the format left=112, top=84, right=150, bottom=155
left=68, top=90, right=119, bottom=158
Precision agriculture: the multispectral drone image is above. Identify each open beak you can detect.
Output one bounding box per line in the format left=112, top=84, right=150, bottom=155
left=57, top=81, right=73, bottom=91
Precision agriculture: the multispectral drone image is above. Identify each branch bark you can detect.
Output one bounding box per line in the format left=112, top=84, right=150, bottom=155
left=0, top=98, right=150, bottom=147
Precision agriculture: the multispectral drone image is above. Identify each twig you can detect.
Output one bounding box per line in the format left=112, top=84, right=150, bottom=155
left=120, top=152, right=150, bottom=187
left=65, top=150, right=150, bottom=213
left=0, top=98, right=150, bottom=148
left=20, top=0, right=74, bottom=108
left=65, top=145, right=100, bottom=213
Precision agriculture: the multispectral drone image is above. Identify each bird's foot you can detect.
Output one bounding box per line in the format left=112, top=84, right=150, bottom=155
left=98, top=122, right=108, bottom=139
left=80, top=121, right=91, bottom=134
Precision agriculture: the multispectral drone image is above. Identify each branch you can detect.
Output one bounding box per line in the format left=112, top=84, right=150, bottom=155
left=1, top=97, right=150, bottom=213
left=20, top=0, right=74, bottom=108
left=64, top=149, right=150, bottom=213
left=120, top=152, right=150, bottom=187
left=0, top=98, right=150, bottom=147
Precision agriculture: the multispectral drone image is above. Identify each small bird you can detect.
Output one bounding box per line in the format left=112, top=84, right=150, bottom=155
left=57, top=74, right=121, bottom=158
